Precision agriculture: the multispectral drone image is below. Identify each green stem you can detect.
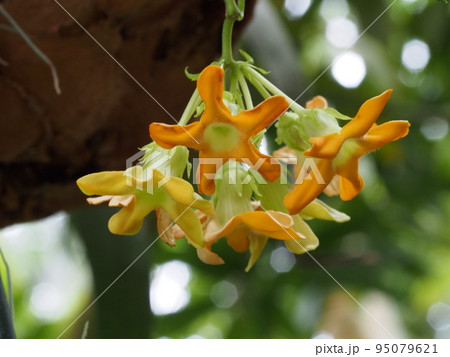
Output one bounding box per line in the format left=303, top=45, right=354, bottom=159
left=221, top=0, right=245, bottom=67
left=221, top=17, right=235, bottom=66
left=243, top=69, right=271, bottom=99
left=243, top=67, right=305, bottom=112
left=178, top=89, right=201, bottom=125
left=238, top=72, right=253, bottom=109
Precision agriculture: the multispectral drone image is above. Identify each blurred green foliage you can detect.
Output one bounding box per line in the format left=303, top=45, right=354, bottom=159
left=1, top=0, right=450, bottom=339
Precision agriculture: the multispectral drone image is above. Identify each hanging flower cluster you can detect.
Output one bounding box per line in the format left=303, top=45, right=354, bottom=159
left=77, top=1, right=410, bottom=271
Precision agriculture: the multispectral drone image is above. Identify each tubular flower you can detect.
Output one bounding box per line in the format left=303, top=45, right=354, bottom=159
left=284, top=90, right=410, bottom=215
left=203, top=210, right=304, bottom=270
left=149, top=65, right=289, bottom=195
left=76, top=166, right=214, bottom=248
left=170, top=207, right=305, bottom=270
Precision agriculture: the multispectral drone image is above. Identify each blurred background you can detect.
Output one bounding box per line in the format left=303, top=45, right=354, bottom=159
left=1, top=0, right=450, bottom=338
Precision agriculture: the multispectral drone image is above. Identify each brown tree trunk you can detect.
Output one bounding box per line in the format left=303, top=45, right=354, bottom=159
left=0, top=0, right=254, bottom=228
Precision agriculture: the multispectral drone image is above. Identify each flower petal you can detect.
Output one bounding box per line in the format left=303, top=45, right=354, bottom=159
left=360, top=120, right=410, bottom=153
left=237, top=144, right=281, bottom=182
left=323, top=175, right=340, bottom=197
left=205, top=210, right=301, bottom=245
left=306, top=95, right=328, bottom=109
left=150, top=122, right=203, bottom=150
left=234, top=95, right=289, bottom=135
left=245, top=233, right=269, bottom=272
left=77, top=171, right=132, bottom=196
left=197, top=246, right=225, bottom=265
left=300, top=199, right=350, bottom=222
left=108, top=197, right=155, bottom=235
left=285, top=215, right=319, bottom=254
left=341, top=89, right=392, bottom=140
left=156, top=208, right=176, bottom=247
left=196, top=153, right=221, bottom=195
left=305, top=133, right=344, bottom=159
left=152, top=169, right=214, bottom=216
left=86, top=195, right=115, bottom=205
left=284, top=159, right=335, bottom=215
left=197, top=65, right=231, bottom=122
left=162, top=201, right=205, bottom=248
left=226, top=227, right=250, bottom=252
left=337, top=158, right=364, bottom=201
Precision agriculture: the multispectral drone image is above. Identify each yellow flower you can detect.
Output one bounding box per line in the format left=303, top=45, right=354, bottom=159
left=284, top=90, right=410, bottom=215
left=76, top=166, right=214, bottom=248
left=149, top=65, right=289, bottom=195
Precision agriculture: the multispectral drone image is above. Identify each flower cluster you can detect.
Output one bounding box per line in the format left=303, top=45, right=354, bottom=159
left=77, top=59, right=409, bottom=270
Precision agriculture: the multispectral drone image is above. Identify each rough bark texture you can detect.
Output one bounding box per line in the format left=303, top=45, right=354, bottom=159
left=0, top=0, right=254, bottom=228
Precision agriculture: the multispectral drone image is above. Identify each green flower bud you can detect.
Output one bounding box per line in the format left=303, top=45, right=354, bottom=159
left=140, top=142, right=191, bottom=178
left=213, top=161, right=258, bottom=224
left=276, top=109, right=341, bottom=151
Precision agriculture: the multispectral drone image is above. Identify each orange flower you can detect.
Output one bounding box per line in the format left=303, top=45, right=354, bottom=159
left=150, top=65, right=289, bottom=194
left=284, top=90, right=410, bottom=215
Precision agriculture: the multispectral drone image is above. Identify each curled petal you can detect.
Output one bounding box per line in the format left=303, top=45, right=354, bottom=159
left=156, top=209, right=176, bottom=247
left=87, top=195, right=115, bottom=205
left=197, top=246, right=225, bottom=265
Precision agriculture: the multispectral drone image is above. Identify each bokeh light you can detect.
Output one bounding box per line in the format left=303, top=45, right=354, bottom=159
left=270, top=247, right=296, bottom=273
left=325, top=17, right=358, bottom=48
left=283, top=0, right=311, bottom=19
left=420, top=117, right=449, bottom=142
left=210, top=281, right=238, bottom=309
left=401, top=39, right=430, bottom=72
left=149, top=260, right=191, bottom=315
left=331, top=51, right=366, bottom=88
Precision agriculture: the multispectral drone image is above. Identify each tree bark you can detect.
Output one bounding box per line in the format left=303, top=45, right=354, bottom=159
left=0, top=0, right=254, bottom=228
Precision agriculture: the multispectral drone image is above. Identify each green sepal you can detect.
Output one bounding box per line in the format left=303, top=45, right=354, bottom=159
left=239, top=49, right=254, bottom=64
left=323, top=107, right=352, bottom=120
left=245, top=233, right=269, bottom=272
left=184, top=66, right=200, bottom=81
left=194, top=102, right=205, bottom=117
